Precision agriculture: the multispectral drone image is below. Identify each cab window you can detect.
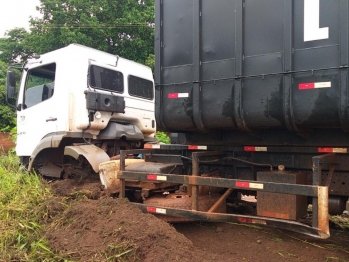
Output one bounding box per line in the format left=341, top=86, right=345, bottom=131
left=24, top=63, right=56, bottom=109
left=89, top=65, right=123, bottom=93
left=128, top=75, right=154, bottom=100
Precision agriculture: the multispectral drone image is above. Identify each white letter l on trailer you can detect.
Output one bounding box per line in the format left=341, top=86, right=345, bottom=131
left=304, top=0, right=329, bottom=42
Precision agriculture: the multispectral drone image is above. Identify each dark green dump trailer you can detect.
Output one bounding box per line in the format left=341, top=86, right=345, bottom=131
left=118, top=0, right=349, bottom=239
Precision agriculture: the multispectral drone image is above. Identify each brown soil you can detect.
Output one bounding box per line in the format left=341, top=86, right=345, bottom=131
left=176, top=223, right=349, bottom=261
left=45, top=175, right=349, bottom=261
left=0, top=132, right=15, bottom=153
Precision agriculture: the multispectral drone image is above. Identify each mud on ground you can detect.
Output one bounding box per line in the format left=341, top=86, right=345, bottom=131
left=45, top=175, right=349, bottom=261
left=46, top=175, right=218, bottom=261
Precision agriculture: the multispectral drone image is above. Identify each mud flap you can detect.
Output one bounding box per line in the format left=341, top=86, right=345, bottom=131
left=64, top=144, right=110, bottom=173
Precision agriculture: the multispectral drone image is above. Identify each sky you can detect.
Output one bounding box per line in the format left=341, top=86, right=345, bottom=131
left=0, top=0, right=41, bottom=37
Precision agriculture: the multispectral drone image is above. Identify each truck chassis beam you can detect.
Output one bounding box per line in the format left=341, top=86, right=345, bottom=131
left=117, top=148, right=331, bottom=239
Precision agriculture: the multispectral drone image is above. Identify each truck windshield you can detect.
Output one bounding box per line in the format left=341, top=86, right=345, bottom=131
left=24, top=63, right=56, bottom=109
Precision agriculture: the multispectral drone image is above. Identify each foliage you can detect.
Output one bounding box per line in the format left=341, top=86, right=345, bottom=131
left=25, top=0, right=155, bottom=65
left=156, top=131, right=170, bottom=144
left=0, top=60, right=16, bottom=131
left=0, top=154, right=56, bottom=261
left=0, top=0, right=155, bottom=132
left=145, top=53, right=155, bottom=71
left=0, top=28, right=31, bottom=63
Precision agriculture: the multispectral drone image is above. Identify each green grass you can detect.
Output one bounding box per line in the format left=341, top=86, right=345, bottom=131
left=156, top=131, right=170, bottom=144
left=330, top=215, right=349, bottom=230
left=0, top=153, right=57, bottom=261
left=0, top=153, right=138, bottom=261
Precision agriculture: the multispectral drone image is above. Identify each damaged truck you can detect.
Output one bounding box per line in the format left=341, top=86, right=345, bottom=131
left=7, top=0, right=349, bottom=239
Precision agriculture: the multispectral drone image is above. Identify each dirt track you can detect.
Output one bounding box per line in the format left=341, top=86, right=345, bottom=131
left=176, top=223, right=349, bottom=261
left=46, top=175, right=349, bottom=261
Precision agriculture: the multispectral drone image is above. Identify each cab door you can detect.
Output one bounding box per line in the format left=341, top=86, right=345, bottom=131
left=16, top=62, right=67, bottom=157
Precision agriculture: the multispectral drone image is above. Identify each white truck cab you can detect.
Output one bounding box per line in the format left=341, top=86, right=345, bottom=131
left=7, top=44, right=156, bottom=177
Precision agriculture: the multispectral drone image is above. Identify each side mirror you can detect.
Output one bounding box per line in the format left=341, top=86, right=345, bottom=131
left=6, top=71, right=17, bottom=107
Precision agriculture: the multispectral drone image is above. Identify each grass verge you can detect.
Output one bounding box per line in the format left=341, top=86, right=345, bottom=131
left=0, top=153, right=57, bottom=261
left=0, top=153, right=138, bottom=261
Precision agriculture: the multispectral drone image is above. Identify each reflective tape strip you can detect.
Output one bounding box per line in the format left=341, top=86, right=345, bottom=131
left=144, top=144, right=161, bottom=149
left=249, top=183, right=264, bottom=189
left=318, top=148, right=347, bottom=153
left=244, top=146, right=267, bottom=152
left=314, top=82, right=331, bottom=88
left=147, top=207, right=167, bottom=214
left=299, top=82, right=331, bottom=90
left=168, top=93, right=189, bottom=98
left=236, top=181, right=263, bottom=189
left=147, top=174, right=167, bottom=181
left=188, top=145, right=207, bottom=150
left=145, top=144, right=208, bottom=150
left=333, top=148, right=347, bottom=153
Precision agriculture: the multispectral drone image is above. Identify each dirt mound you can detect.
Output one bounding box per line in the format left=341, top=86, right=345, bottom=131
left=50, top=174, right=106, bottom=199
left=45, top=176, right=218, bottom=261
left=44, top=175, right=349, bottom=261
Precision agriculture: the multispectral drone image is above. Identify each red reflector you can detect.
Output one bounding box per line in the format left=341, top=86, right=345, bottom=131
left=299, top=83, right=315, bottom=90
left=144, top=144, right=152, bottom=149
left=318, top=148, right=333, bottom=153
left=236, top=181, right=250, bottom=188
left=244, top=146, right=255, bottom=152
left=243, top=146, right=267, bottom=152
left=299, top=82, right=331, bottom=90
left=147, top=174, right=157, bottom=180
left=188, top=145, right=207, bottom=150
left=147, top=207, right=157, bottom=213
left=168, top=93, right=179, bottom=99
left=238, top=217, right=252, bottom=223
left=318, top=148, right=347, bottom=153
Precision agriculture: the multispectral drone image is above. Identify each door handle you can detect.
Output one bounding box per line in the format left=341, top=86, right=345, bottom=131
left=46, top=117, right=57, bottom=122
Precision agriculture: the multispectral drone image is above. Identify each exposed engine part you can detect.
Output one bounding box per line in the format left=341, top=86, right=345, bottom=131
left=97, top=122, right=144, bottom=140
left=109, top=140, right=131, bottom=159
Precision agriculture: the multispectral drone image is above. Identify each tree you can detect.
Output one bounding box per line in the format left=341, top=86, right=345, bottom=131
left=0, top=28, right=31, bottom=64
left=26, top=0, right=154, bottom=64
left=0, top=60, right=16, bottom=131
left=0, top=0, right=155, bottom=131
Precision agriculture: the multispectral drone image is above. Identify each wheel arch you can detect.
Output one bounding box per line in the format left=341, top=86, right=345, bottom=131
left=27, top=132, right=110, bottom=173
left=28, top=133, right=67, bottom=171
